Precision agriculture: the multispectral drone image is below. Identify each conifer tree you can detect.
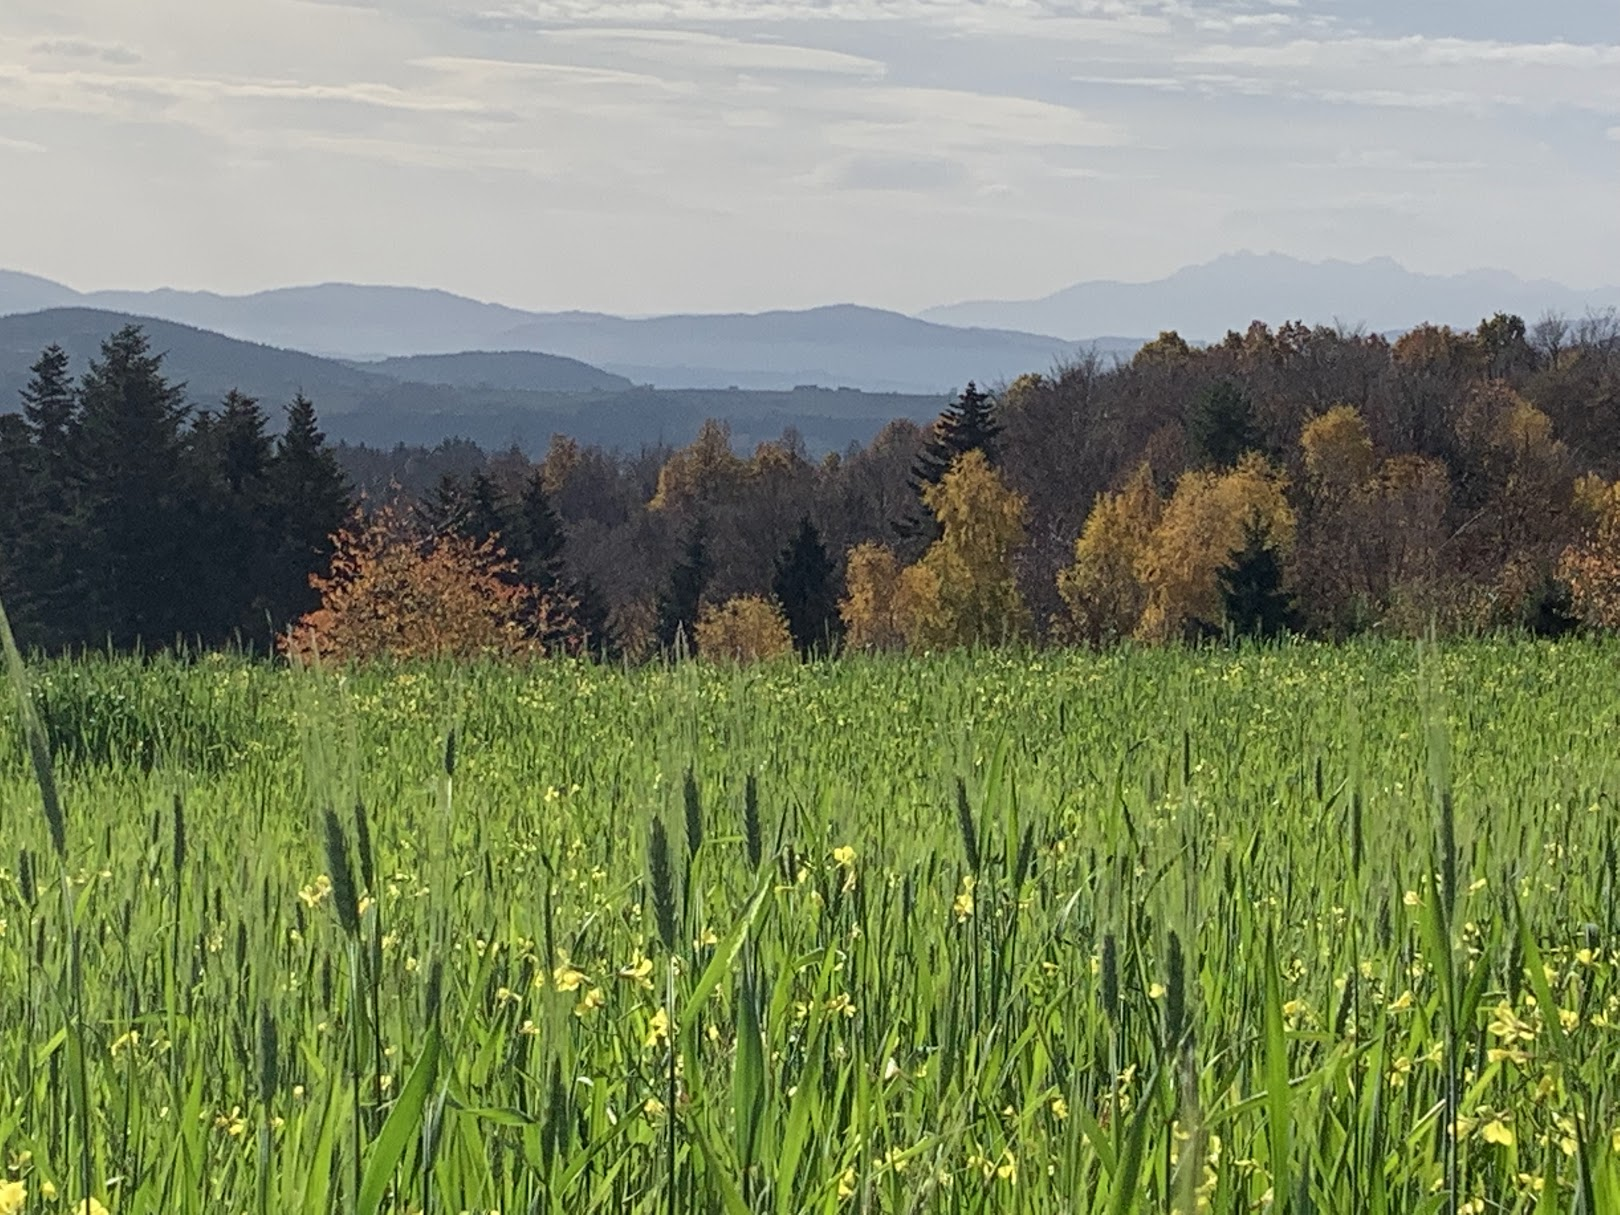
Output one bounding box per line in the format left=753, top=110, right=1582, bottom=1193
left=464, top=472, right=509, bottom=547
left=72, top=324, right=193, bottom=647
left=415, top=473, right=467, bottom=537
left=1188, top=380, right=1262, bottom=470
left=20, top=344, right=76, bottom=456
left=901, top=381, right=1001, bottom=542
left=9, top=346, right=79, bottom=644
left=772, top=516, right=841, bottom=655
left=268, top=391, right=352, bottom=631
left=912, top=381, right=1001, bottom=490
left=514, top=473, right=567, bottom=595
left=1217, top=514, right=1297, bottom=639
left=193, top=391, right=281, bottom=645
left=656, top=523, right=710, bottom=652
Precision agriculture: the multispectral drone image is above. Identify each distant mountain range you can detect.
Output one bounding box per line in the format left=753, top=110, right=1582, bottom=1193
left=0, top=271, right=1119, bottom=395
left=923, top=252, right=1620, bottom=341
left=6, top=253, right=1616, bottom=454
left=0, top=307, right=945, bottom=453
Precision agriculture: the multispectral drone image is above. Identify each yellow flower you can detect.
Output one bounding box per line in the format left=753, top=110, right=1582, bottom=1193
left=552, top=955, right=587, bottom=993
left=837, top=1166, right=856, bottom=1201
left=1481, top=1119, right=1515, bottom=1147
left=298, top=875, right=333, bottom=908
left=0, top=1181, right=27, bottom=1215
left=574, top=988, right=605, bottom=1017
left=1049, top=1095, right=1069, bottom=1121
left=645, top=1007, right=670, bottom=1049
left=832, top=845, right=856, bottom=868
left=1388, top=990, right=1415, bottom=1012
left=76, top=1200, right=111, bottom=1215
left=617, top=954, right=654, bottom=989
left=952, top=875, right=976, bottom=922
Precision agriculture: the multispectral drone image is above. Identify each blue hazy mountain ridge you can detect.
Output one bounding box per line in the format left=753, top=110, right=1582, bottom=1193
left=921, top=253, right=1620, bottom=341
left=0, top=307, right=945, bottom=454
left=362, top=351, right=635, bottom=395
left=0, top=272, right=1116, bottom=395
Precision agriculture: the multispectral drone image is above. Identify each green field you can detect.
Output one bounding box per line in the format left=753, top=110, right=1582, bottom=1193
left=2, top=643, right=1618, bottom=1213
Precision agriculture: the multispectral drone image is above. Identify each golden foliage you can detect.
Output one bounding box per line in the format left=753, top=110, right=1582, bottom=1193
left=1056, top=463, right=1162, bottom=645
left=282, top=506, right=564, bottom=663
left=693, top=595, right=794, bottom=663
left=1134, top=454, right=1294, bottom=641
left=839, top=543, right=910, bottom=651
left=908, top=451, right=1030, bottom=648
left=1132, top=330, right=1195, bottom=368
left=649, top=420, right=747, bottom=513
left=1300, top=405, right=1376, bottom=491
left=1559, top=476, right=1620, bottom=629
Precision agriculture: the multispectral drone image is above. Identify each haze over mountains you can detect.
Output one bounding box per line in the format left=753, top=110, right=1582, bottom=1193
left=0, top=269, right=1112, bottom=396
left=0, top=308, right=945, bottom=454
left=4, top=253, right=1617, bottom=454
left=924, top=253, right=1620, bottom=341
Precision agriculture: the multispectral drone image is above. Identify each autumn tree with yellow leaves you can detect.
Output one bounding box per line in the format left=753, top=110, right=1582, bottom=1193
left=692, top=595, right=795, bottom=663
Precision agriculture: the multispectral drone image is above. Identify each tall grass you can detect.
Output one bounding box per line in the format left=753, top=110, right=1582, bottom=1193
left=0, top=640, right=1616, bottom=1211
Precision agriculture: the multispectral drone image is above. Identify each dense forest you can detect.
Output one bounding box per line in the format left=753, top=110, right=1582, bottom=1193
left=4, top=311, right=1620, bottom=658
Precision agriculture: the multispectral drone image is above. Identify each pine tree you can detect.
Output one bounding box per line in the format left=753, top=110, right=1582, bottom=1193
left=912, top=381, right=1001, bottom=489
left=572, top=575, right=616, bottom=659
left=193, top=391, right=279, bottom=645
left=9, top=345, right=79, bottom=645
left=0, top=416, right=41, bottom=635
left=1188, top=380, right=1262, bottom=470
left=514, top=474, right=567, bottom=596
left=772, top=516, right=841, bottom=655
left=415, top=472, right=469, bottom=537
left=656, top=523, right=710, bottom=652
left=20, top=344, right=76, bottom=456
left=268, top=392, right=352, bottom=633
left=1217, top=514, right=1297, bottom=639
left=71, top=324, right=193, bottom=648
left=901, top=381, right=1001, bottom=542
left=464, top=472, right=510, bottom=547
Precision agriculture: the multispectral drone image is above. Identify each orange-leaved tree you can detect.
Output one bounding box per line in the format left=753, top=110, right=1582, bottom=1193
left=281, top=505, right=577, bottom=662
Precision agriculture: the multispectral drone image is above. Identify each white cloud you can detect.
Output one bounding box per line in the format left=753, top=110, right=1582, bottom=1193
left=0, top=0, right=1616, bottom=311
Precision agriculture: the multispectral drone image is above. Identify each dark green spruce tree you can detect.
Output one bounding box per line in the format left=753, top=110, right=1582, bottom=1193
left=772, top=516, right=841, bottom=655
left=1217, top=514, right=1297, bottom=640
left=656, top=522, right=710, bottom=653
left=514, top=473, right=567, bottom=596
left=72, top=325, right=193, bottom=648
left=191, top=390, right=279, bottom=647
left=267, top=392, right=351, bottom=632
left=900, top=381, right=1001, bottom=542
left=5, top=346, right=80, bottom=643
left=1188, top=380, right=1262, bottom=470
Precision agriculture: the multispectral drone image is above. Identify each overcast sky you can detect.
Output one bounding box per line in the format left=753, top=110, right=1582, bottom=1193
left=1, top=0, right=1616, bottom=314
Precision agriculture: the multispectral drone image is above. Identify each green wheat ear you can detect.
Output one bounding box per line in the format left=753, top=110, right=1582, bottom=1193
left=647, top=817, right=677, bottom=953
left=0, top=596, right=65, bottom=858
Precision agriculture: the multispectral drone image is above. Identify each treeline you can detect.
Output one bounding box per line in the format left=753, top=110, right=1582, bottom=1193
left=6, top=312, right=1620, bottom=658
left=0, top=326, right=351, bottom=651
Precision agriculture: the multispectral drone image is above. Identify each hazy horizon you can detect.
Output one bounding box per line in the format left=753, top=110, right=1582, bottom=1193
left=3, top=0, right=1617, bottom=315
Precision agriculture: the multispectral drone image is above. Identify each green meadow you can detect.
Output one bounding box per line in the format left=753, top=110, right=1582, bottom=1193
left=1, top=642, right=1618, bottom=1213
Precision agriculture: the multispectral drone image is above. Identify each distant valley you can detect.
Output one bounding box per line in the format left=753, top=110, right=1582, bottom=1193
left=0, top=308, right=947, bottom=453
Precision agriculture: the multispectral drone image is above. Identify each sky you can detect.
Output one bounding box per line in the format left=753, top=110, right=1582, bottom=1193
left=0, top=0, right=1616, bottom=314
